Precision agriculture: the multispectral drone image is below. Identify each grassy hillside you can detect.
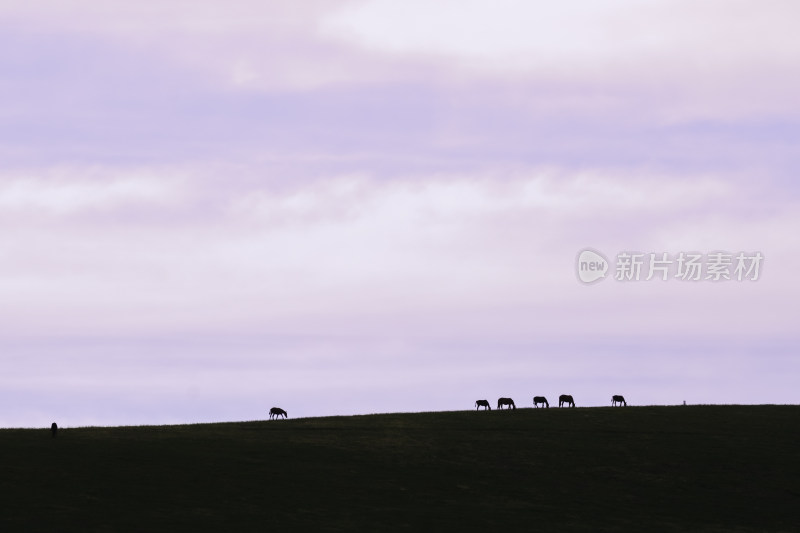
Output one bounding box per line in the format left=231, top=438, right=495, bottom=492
left=1, top=405, right=798, bottom=532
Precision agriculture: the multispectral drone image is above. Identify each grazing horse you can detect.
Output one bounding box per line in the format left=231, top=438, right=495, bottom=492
left=269, top=407, right=288, bottom=420
left=558, top=394, right=575, bottom=408
left=612, top=395, right=627, bottom=407
left=475, top=399, right=491, bottom=411
left=497, top=397, right=516, bottom=410
left=533, top=396, right=549, bottom=408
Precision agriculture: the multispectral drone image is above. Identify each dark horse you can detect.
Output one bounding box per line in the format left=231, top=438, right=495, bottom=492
left=475, top=399, right=491, bottom=411
left=497, top=397, right=516, bottom=410
left=558, top=394, right=575, bottom=408
left=269, top=407, right=287, bottom=420
left=612, top=395, right=627, bottom=406
left=533, top=396, right=549, bottom=408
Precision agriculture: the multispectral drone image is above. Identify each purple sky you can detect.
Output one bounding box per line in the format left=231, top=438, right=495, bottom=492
left=2, top=1, right=799, bottom=427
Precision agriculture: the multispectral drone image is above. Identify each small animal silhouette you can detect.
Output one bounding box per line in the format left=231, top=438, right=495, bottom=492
left=611, top=395, right=627, bottom=407
left=533, top=396, right=549, bottom=408
left=50, top=422, right=58, bottom=438
left=475, top=399, right=491, bottom=411
left=558, top=394, right=575, bottom=408
left=497, top=397, right=516, bottom=410
left=269, top=407, right=287, bottom=420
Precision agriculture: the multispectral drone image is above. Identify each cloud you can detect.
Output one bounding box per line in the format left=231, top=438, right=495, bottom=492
left=0, top=168, right=184, bottom=216
left=229, top=169, right=735, bottom=232
left=0, top=0, right=396, bottom=91
left=3, top=2, right=798, bottom=172
left=321, top=0, right=800, bottom=121
left=1, top=165, right=793, bottom=342
left=322, top=0, right=800, bottom=77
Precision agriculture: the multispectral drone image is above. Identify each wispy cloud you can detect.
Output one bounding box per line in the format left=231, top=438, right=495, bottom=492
left=0, top=169, right=184, bottom=216
left=1, top=165, right=793, bottom=339
left=322, top=1, right=800, bottom=78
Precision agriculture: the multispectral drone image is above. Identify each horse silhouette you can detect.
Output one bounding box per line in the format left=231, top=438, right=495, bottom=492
left=50, top=422, right=58, bottom=438
left=558, top=394, right=575, bottom=408
left=475, top=399, right=491, bottom=411
left=269, top=407, right=287, bottom=420
left=612, top=395, right=627, bottom=407
left=497, top=397, right=516, bottom=410
left=533, top=396, right=549, bottom=408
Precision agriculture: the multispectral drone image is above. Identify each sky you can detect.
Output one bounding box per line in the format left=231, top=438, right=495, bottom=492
left=2, top=1, right=799, bottom=427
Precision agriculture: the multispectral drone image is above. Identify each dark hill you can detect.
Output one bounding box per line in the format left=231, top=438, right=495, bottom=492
left=2, top=405, right=798, bottom=532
